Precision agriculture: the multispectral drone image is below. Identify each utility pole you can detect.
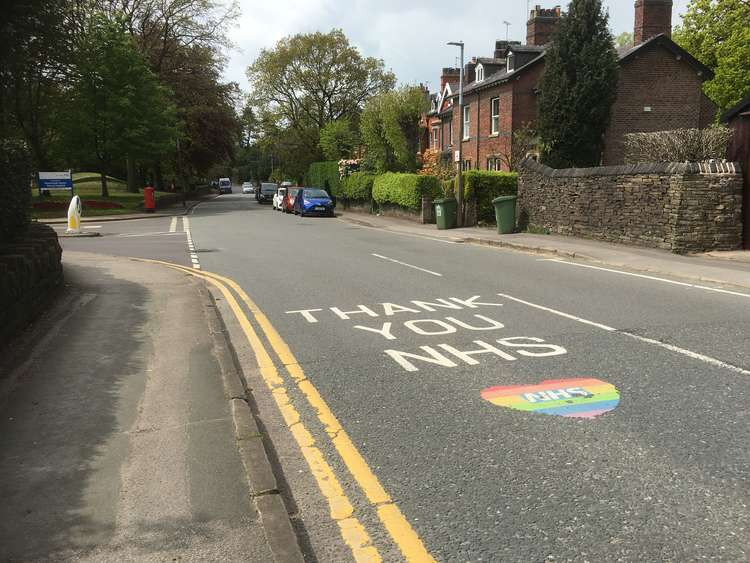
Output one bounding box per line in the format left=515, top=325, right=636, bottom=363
left=447, top=41, right=465, bottom=227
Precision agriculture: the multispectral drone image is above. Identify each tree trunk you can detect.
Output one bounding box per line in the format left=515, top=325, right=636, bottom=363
left=100, top=169, right=109, bottom=198
left=154, top=160, right=164, bottom=192
left=126, top=156, right=138, bottom=193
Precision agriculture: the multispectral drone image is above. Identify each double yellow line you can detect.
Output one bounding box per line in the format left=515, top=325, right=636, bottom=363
left=135, top=258, right=435, bottom=563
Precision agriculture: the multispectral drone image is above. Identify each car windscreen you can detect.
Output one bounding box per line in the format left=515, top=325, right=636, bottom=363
left=303, top=189, right=329, bottom=199
left=261, top=184, right=277, bottom=192
left=219, top=180, right=231, bottom=186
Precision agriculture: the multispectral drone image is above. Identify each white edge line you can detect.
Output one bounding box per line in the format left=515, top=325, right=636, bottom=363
left=371, top=253, right=443, bottom=277
left=546, top=259, right=750, bottom=298
left=497, top=292, right=750, bottom=376
left=336, top=218, right=458, bottom=245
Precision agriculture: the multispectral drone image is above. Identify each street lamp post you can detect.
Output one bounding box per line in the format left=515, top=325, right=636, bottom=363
left=447, top=41, right=465, bottom=227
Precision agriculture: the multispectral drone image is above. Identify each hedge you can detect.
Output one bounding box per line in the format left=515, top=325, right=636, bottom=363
left=372, top=173, right=441, bottom=210
left=0, top=140, right=32, bottom=244
left=340, top=172, right=376, bottom=201
left=446, top=170, right=518, bottom=223
left=305, top=161, right=340, bottom=196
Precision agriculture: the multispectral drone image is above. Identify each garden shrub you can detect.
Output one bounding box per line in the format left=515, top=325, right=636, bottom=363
left=623, top=126, right=733, bottom=164
left=372, top=173, right=441, bottom=210
left=446, top=170, right=518, bottom=223
left=340, top=172, right=376, bottom=201
left=305, top=161, right=341, bottom=195
left=0, top=140, right=32, bottom=243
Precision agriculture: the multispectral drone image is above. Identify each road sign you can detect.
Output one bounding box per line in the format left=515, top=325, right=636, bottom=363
left=38, top=171, right=73, bottom=191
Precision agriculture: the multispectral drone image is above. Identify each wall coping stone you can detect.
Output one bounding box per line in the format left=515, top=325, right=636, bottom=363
left=519, top=157, right=743, bottom=178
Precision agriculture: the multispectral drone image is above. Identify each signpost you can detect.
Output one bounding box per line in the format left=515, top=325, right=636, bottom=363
left=38, top=171, right=73, bottom=195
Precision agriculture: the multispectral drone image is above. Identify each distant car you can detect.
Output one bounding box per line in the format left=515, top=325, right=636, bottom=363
left=272, top=187, right=288, bottom=210
left=242, top=182, right=254, bottom=194
left=282, top=188, right=299, bottom=213
left=257, top=183, right=277, bottom=203
left=218, top=177, right=232, bottom=194
left=293, top=188, right=335, bottom=217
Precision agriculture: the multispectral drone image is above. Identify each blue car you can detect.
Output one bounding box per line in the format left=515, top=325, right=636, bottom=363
left=293, top=188, right=335, bottom=217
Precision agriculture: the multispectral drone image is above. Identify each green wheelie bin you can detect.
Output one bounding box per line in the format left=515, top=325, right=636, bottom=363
left=492, top=195, right=517, bottom=234
left=434, top=198, right=457, bottom=230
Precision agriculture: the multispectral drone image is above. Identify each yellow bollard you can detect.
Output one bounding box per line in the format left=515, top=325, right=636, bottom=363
left=66, top=195, right=82, bottom=234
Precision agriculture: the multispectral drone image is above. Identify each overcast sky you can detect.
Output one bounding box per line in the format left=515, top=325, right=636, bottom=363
left=224, top=0, right=691, bottom=93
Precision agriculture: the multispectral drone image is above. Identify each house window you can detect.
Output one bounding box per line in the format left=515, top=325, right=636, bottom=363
left=507, top=53, right=514, bottom=71
left=463, top=105, right=470, bottom=139
left=487, top=157, right=501, bottom=171
left=431, top=127, right=439, bottom=148
left=476, top=64, right=484, bottom=82
left=490, top=98, right=500, bottom=135
left=447, top=121, right=453, bottom=147
left=462, top=159, right=472, bottom=171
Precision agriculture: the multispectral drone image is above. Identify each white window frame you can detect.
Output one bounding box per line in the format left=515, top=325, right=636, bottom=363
left=507, top=53, right=514, bottom=72
left=448, top=121, right=453, bottom=147
left=475, top=64, right=484, bottom=82
left=463, top=105, right=470, bottom=140
left=431, top=126, right=439, bottom=148
left=490, top=97, right=500, bottom=135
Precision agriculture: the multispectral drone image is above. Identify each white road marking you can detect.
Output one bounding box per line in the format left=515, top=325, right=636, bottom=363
left=497, top=292, right=750, bottom=377
left=371, top=253, right=443, bottom=277
left=117, top=231, right=185, bottom=238
left=336, top=218, right=458, bottom=244
left=169, top=217, right=177, bottom=232
left=543, top=259, right=750, bottom=299
left=83, top=225, right=102, bottom=229
left=182, top=216, right=189, bottom=231
left=182, top=216, right=200, bottom=269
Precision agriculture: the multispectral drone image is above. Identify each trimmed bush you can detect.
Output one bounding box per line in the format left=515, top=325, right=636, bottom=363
left=623, top=127, right=733, bottom=164
left=0, top=140, right=32, bottom=244
left=340, top=172, right=376, bottom=201
left=372, top=173, right=441, bottom=210
left=445, top=170, right=518, bottom=223
left=305, top=161, right=341, bottom=195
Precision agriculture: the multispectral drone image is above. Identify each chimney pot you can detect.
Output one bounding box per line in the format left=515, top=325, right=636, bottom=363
left=527, top=5, right=562, bottom=46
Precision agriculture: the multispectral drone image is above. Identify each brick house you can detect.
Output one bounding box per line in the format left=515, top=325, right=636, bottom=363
left=424, top=0, right=716, bottom=171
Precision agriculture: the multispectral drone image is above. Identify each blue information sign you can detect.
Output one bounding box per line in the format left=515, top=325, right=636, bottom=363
left=38, top=171, right=73, bottom=191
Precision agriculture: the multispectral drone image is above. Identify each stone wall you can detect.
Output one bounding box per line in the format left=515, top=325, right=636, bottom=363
left=518, top=159, right=743, bottom=253
left=0, top=223, right=63, bottom=344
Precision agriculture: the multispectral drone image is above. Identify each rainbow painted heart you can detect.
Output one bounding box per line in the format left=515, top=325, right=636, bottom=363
left=481, top=378, right=620, bottom=418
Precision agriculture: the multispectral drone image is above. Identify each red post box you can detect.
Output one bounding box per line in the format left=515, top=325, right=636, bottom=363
left=144, top=186, right=156, bottom=212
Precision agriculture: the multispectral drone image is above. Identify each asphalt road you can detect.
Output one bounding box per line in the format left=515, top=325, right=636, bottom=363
left=60, top=192, right=750, bottom=561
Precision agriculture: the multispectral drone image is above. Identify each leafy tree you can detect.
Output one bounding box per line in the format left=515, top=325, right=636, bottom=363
left=319, top=119, right=358, bottom=160
left=673, top=0, right=750, bottom=111
left=61, top=16, right=177, bottom=196
left=537, top=0, right=619, bottom=168
left=360, top=86, right=429, bottom=173
left=614, top=31, right=633, bottom=48
left=247, top=29, right=395, bottom=173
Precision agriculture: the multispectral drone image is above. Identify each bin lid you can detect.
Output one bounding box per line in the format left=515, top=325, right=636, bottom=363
left=433, top=197, right=457, bottom=204
left=492, top=195, right=517, bottom=203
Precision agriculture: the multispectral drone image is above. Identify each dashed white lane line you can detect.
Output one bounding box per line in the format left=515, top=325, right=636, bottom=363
left=83, top=225, right=102, bottom=229
left=371, top=253, right=443, bottom=277
left=497, top=292, right=750, bottom=377
left=182, top=216, right=200, bottom=269
left=541, top=258, right=750, bottom=299
left=169, top=217, right=178, bottom=232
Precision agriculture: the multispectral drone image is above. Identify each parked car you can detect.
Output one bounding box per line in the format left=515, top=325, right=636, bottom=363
left=293, top=188, right=335, bottom=217
left=218, top=177, right=232, bottom=194
left=257, top=182, right=277, bottom=203
left=272, top=187, right=288, bottom=210
left=282, top=188, right=299, bottom=213
left=242, top=182, right=254, bottom=194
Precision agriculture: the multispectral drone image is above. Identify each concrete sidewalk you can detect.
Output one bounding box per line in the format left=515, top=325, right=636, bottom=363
left=339, top=210, right=750, bottom=290
left=0, top=252, right=299, bottom=562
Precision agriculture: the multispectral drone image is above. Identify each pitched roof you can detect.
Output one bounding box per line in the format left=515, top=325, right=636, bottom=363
left=721, top=93, right=750, bottom=123
left=617, top=34, right=713, bottom=79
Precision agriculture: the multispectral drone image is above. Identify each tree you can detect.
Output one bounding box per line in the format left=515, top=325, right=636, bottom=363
left=614, top=31, right=633, bottom=48
left=673, top=0, right=750, bottom=112
left=247, top=29, right=395, bottom=172
left=61, top=16, right=177, bottom=196
left=319, top=119, right=358, bottom=160
left=537, top=0, right=619, bottom=168
left=360, top=86, right=429, bottom=173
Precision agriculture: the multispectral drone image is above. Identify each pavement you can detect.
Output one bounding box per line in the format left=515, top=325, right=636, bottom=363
left=339, top=210, right=750, bottom=290
left=4, top=192, right=749, bottom=561
left=0, top=249, right=300, bottom=561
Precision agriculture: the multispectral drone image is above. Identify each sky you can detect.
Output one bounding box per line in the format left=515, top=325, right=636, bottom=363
left=224, top=0, right=691, bottom=94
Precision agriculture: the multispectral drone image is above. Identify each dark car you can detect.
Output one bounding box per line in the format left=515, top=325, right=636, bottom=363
left=282, top=188, right=299, bottom=213
left=257, top=182, right=278, bottom=203
left=293, top=188, right=335, bottom=217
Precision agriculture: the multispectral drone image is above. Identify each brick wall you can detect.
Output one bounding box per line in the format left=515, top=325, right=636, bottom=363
left=517, top=159, right=744, bottom=253
left=603, top=45, right=712, bottom=165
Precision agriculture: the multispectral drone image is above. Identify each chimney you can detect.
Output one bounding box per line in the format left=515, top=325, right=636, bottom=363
left=440, top=67, right=460, bottom=91
left=634, top=0, right=673, bottom=44
left=494, top=40, right=521, bottom=59
left=464, top=58, right=477, bottom=85
left=526, top=5, right=561, bottom=46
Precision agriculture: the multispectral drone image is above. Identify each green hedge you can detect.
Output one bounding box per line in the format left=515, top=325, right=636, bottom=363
left=0, top=140, right=32, bottom=244
left=340, top=172, right=376, bottom=201
left=446, top=170, right=518, bottom=222
left=372, top=173, right=441, bottom=210
left=305, top=161, right=340, bottom=196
